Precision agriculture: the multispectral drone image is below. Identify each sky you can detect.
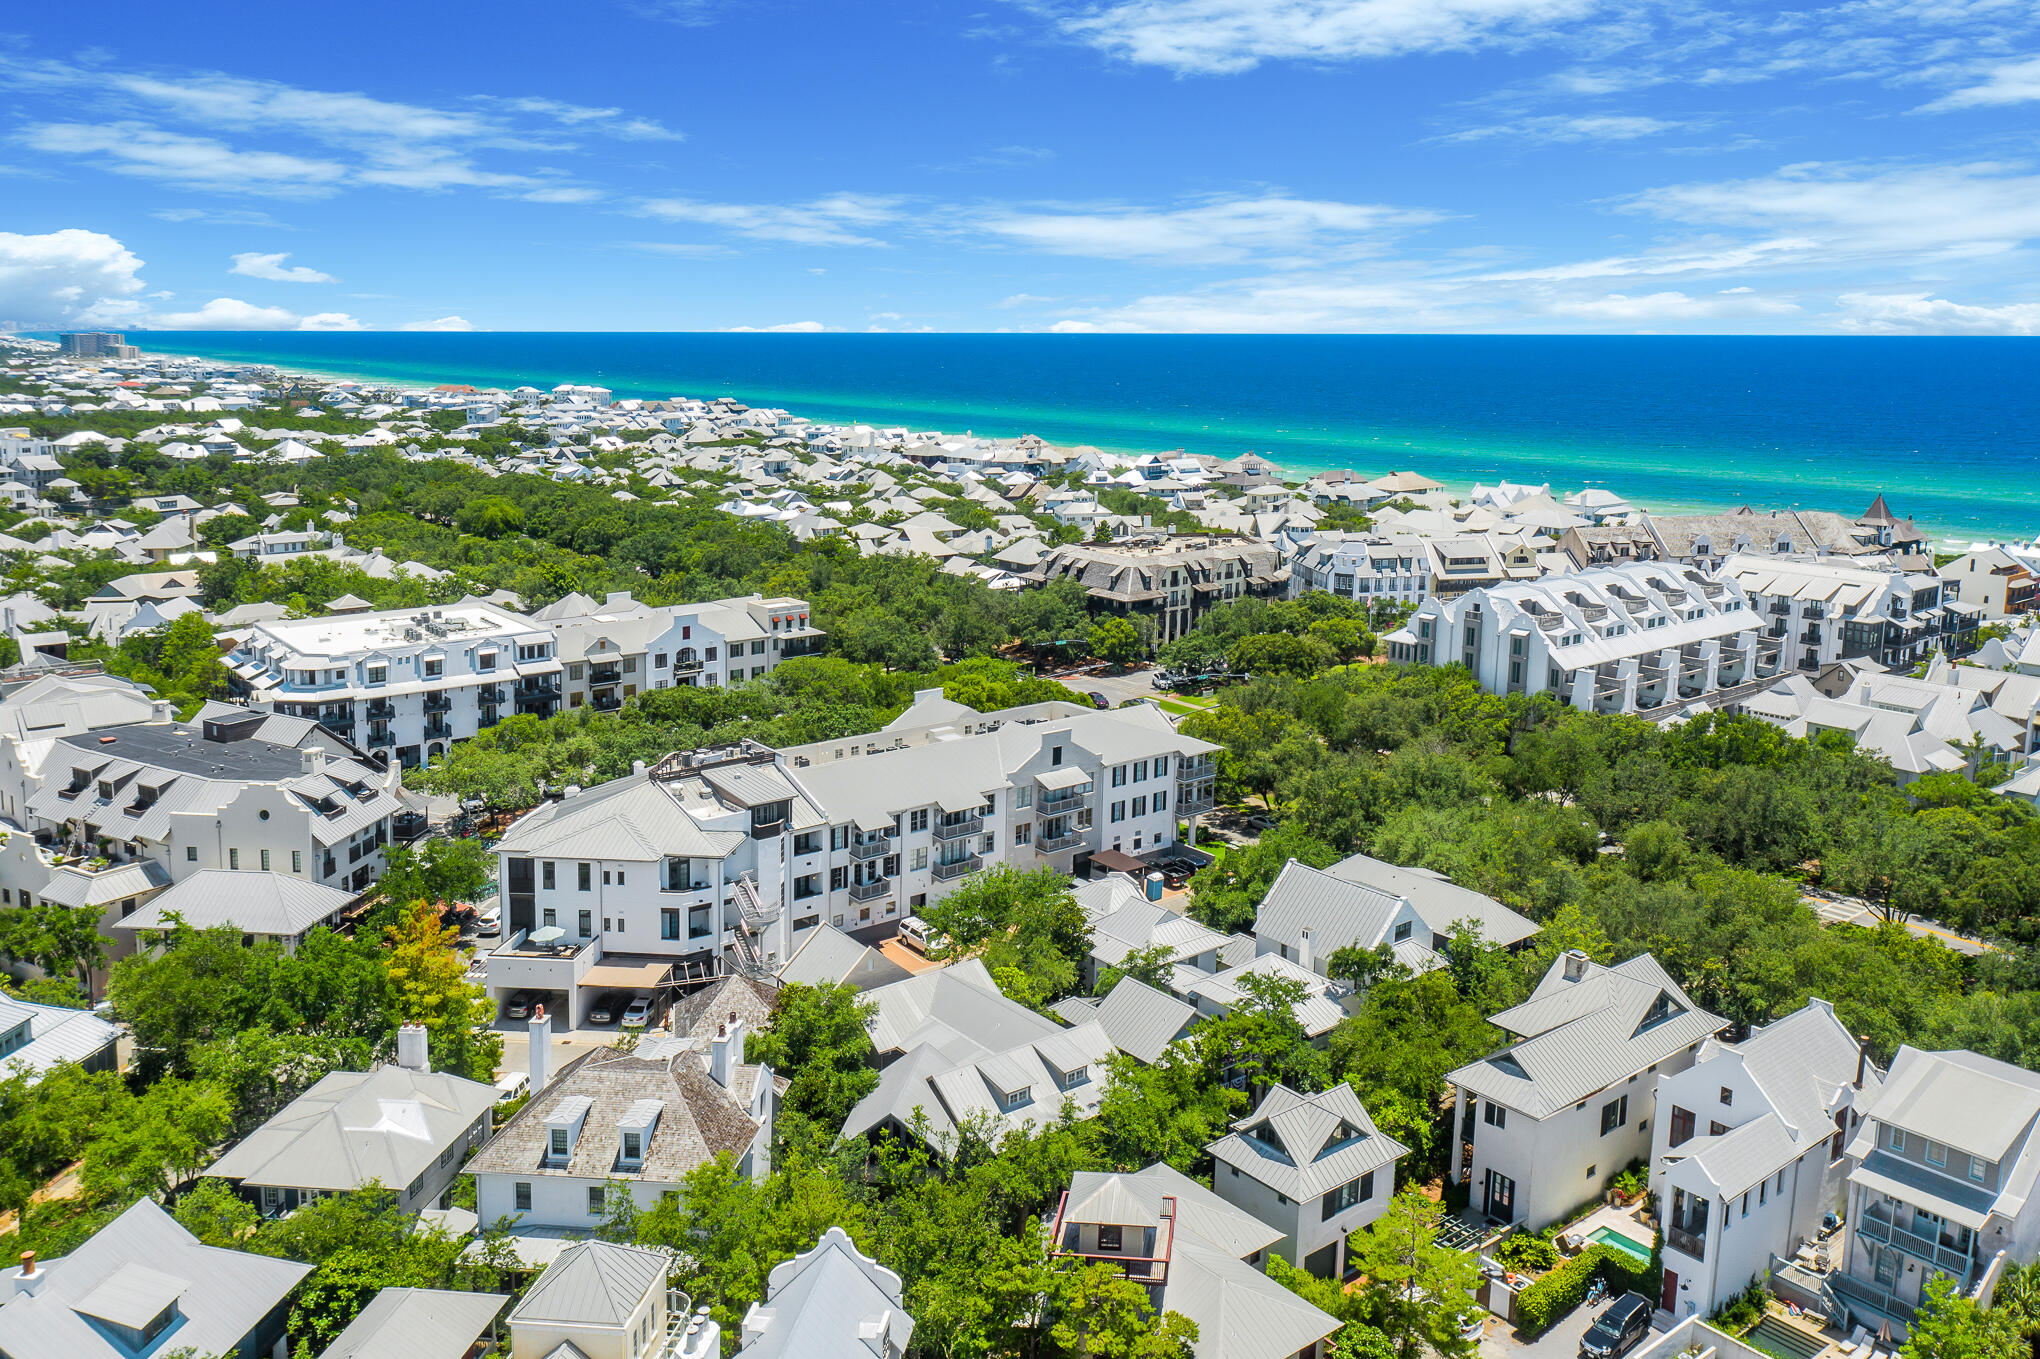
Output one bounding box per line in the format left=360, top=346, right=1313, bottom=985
left=4, top=0, right=2040, bottom=335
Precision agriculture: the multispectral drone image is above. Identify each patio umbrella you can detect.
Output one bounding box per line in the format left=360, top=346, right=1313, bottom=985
left=529, top=925, right=565, bottom=945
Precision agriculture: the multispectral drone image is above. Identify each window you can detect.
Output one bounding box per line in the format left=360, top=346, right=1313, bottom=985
left=424, top=657, right=443, bottom=677
left=589, top=1186, right=606, bottom=1215
left=367, top=663, right=387, bottom=685
left=1971, top=1156, right=1988, bottom=1183
left=551, top=1128, right=569, bottom=1158
left=260, top=848, right=270, bottom=871
left=1720, top=1086, right=1734, bottom=1106
left=543, top=861, right=556, bottom=890
left=1016, top=785, right=1032, bottom=809
left=1015, top=823, right=1032, bottom=846
left=1926, top=1140, right=1948, bottom=1168
left=1711, top=1121, right=1730, bottom=1137
left=1112, top=766, right=1126, bottom=787
left=912, top=847, right=927, bottom=871
left=1888, top=1127, right=1906, bottom=1153
left=1155, top=790, right=1167, bottom=811
left=292, top=850, right=302, bottom=874
left=1131, top=795, right=1146, bottom=817
left=1098, top=1225, right=1123, bottom=1252
left=1600, top=1095, right=1628, bottom=1135
left=1322, top=1173, right=1370, bottom=1219
left=1758, top=1179, right=1767, bottom=1206
left=1669, top=1106, right=1695, bottom=1148
left=1111, top=801, right=1126, bottom=823
left=229, top=847, right=239, bottom=870
left=578, top=910, right=592, bottom=937
left=514, top=1182, right=532, bottom=1211
left=910, top=809, right=929, bottom=832
left=662, top=909, right=679, bottom=940
left=186, top=845, right=197, bottom=862
left=1392, top=920, right=1412, bottom=943
left=1051, top=744, right=1063, bottom=766
left=1483, top=1102, right=1506, bottom=1129
left=830, top=866, right=847, bottom=890
left=578, top=863, right=592, bottom=891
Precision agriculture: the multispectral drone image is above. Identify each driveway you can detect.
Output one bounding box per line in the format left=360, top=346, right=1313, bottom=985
left=1479, top=1294, right=1657, bottom=1359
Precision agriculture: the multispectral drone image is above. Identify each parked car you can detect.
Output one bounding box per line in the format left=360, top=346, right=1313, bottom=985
left=493, top=1070, right=529, bottom=1103
left=587, top=990, right=628, bottom=1025
left=475, top=905, right=501, bottom=935
left=1086, top=691, right=1111, bottom=709
left=900, top=916, right=948, bottom=954
left=503, top=990, right=539, bottom=1021
left=621, top=994, right=660, bottom=1029
left=1578, top=1293, right=1653, bottom=1358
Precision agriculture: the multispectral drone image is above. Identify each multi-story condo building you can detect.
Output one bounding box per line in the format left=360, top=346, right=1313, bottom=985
left=483, top=694, right=1218, bottom=1024
left=1830, top=1046, right=2040, bottom=1337
left=1386, top=562, right=1777, bottom=716
left=1286, top=533, right=1431, bottom=611
left=1449, top=951, right=1725, bottom=1229
left=231, top=601, right=562, bottom=768
left=1648, top=999, right=1882, bottom=1322
left=535, top=591, right=821, bottom=711
left=1029, top=535, right=1281, bottom=643
left=1936, top=548, right=2038, bottom=620
left=1720, top=554, right=1979, bottom=674
left=1648, top=499, right=1930, bottom=573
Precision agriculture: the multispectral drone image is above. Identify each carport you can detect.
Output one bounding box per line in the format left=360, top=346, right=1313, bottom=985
left=575, top=959, right=673, bottom=1025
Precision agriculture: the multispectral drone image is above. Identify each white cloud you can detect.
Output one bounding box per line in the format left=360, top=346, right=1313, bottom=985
left=1547, top=289, right=1798, bottom=320
left=489, top=97, right=684, bottom=141
left=1920, top=55, right=2040, bottom=109
left=725, top=320, right=831, bottom=332
left=0, top=228, right=148, bottom=326
left=297, top=311, right=365, bottom=330
left=20, top=122, right=346, bottom=197
left=229, top=251, right=334, bottom=283
left=522, top=186, right=605, bottom=204
left=1834, top=291, right=2040, bottom=334
left=636, top=195, right=902, bottom=247
left=148, top=296, right=304, bottom=328
left=1040, top=0, right=1604, bottom=75
left=976, top=194, right=1438, bottom=264
left=400, top=316, right=477, bottom=331
left=1438, top=113, right=1693, bottom=144
left=1619, top=161, right=2040, bottom=261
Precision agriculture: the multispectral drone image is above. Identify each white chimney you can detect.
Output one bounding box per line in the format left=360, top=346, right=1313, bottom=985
left=710, top=1012, right=744, bottom=1089
left=1297, top=926, right=1314, bottom=975
left=633, top=759, right=647, bottom=776
left=396, top=1022, right=430, bottom=1073
left=301, top=744, right=328, bottom=776
left=529, top=1007, right=552, bottom=1094
left=1562, top=949, right=1590, bottom=983
left=151, top=700, right=174, bottom=723
left=679, top=1307, right=722, bottom=1359
left=7, top=1251, right=47, bottom=1298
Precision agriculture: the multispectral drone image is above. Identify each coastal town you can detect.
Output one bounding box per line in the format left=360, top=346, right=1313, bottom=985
left=0, top=329, right=2038, bottom=1359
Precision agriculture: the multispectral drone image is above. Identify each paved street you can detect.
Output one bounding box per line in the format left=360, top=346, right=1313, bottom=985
left=1479, top=1294, right=1653, bottom=1359
left=1042, top=665, right=1162, bottom=707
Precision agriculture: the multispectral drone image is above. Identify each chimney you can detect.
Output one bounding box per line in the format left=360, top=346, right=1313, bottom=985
left=8, top=1250, right=46, bottom=1299
left=1297, top=926, right=1314, bottom=975
left=1856, top=1035, right=1872, bottom=1090
left=1562, top=949, right=1589, bottom=983
left=396, top=1022, right=431, bottom=1074
left=151, top=700, right=174, bottom=723
left=529, top=1007, right=552, bottom=1094
left=300, top=744, right=327, bottom=776
left=679, top=1307, right=723, bottom=1359
left=633, top=759, right=647, bottom=777
left=710, top=1013, right=744, bottom=1089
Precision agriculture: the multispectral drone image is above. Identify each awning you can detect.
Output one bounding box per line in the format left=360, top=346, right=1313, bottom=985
left=578, top=960, right=673, bottom=990
left=1852, top=1164, right=1993, bottom=1231
left=1090, top=849, right=1148, bottom=875
left=1036, top=766, right=1093, bottom=791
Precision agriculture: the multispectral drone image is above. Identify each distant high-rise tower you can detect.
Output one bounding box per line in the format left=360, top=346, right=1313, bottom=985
left=58, top=332, right=127, bottom=357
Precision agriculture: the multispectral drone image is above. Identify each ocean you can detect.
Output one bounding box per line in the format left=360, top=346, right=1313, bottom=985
left=124, top=332, right=2040, bottom=545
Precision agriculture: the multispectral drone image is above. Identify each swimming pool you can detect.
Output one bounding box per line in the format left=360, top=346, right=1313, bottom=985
left=1588, top=1226, right=1653, bottom=1266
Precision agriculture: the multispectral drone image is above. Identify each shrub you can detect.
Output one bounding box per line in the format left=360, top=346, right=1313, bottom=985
left=1514, top=1235, right=1663, bottom=1337
left=1495, top=1234, right=1560, bottom=1275
left=1610, top=1158, right=1649, bottom=1203
left=1710, top=1276, right=1768, bottom=1334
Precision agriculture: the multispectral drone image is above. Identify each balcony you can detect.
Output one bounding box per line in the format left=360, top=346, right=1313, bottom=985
left=590, top=665, right=622, bottom=686
left=848, top=877, right=890, bottom=902
left=318, top=712, right=355, bottom=734
left=367, top=729, right=396, bottom=748
left=932, top=854, right=982, bottom=882
left=849, top=837, right=890, bottom=861
left=672, top=656, right=705, bottom=675
left=1666, top=1225, right=1706, bottom=1261
left=1857, top=1206, right=1977, bottom=1277
left=366, top=700, right=396, bottom=721
left=422, top=691, right=452, bottom=714
left=1049, top=1191, right=1177, bottom=1289
left=932, top=814, right=983, bottom=842
left=1037, top=786, right=1087, bottom=813
left=1039, top=831, right=1087, bottom=854
left=1799, top=629, right=1823, bottom=646
left=423, top=721, right=452, bottom=741
left=1176, top=782, right=1216, bottom=814
left=591, top=693, right=622, bottom=711
left=477, top=685, right=506, bottom=706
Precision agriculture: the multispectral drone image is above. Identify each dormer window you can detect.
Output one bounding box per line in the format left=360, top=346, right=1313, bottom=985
left=1054, top=1064, right=1089, bottom=1092
left=618, top=1098, right=661, bottom=1170
left=545, top=1094, right=593, bottom=1165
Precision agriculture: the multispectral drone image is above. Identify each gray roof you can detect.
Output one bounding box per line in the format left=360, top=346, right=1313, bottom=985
left=0, top=994, right=120, bottom=1082
left=205, top=1066, right=497, bottom=1193
left=1063, top=1163, right=1282, bottom=1260
left=34, top=858, right=170, bottom=909
left=861, top=958, right=1061, bottom=1063
left=1450, top=953, right=1726, bottom=1119
left=1252, top=860, right=1412, bottom=957
left=511, top=1240, right=667, bottom=1328
left=0, top=1197, right=311, bottom=1359
left=844, top=1017, right=1117, bottom=1145
left=777, top=923, right=911, bottom=992
left=1089, top=977, right=1197, bottom=1064
left=117, top=870, right=355, bottom=938
left=494, top=774, right=748, bottom=862
left=1673, top=1113, right=1803, bottom=1198
left=1206, top=1083, right=1408, bottom=1201
left=740, top=1226, right=913, bottom=1359
left=1853, top=1045, right=2040, bottom=1165
left=318, top=1287, right=507, bottom=1359
left=671, top=974, right=781, bottom=1046
left=1322, top=851, right=1539, bottom=949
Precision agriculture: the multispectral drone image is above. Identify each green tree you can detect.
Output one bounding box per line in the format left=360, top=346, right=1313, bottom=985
left=1046, top=1258, right=1198, bottom=1358
left=743, top=982, right=878, bottom=1131
left=172, top=1177, right=260, bottom=1246
left=1089, top=617, right=1145, bottom=668
left=1345, top=1186, right=1481, bottom=1359
left=1900, top=1274, right=2024, bottom=1359
left=0, top=903, right=109, bottom=1000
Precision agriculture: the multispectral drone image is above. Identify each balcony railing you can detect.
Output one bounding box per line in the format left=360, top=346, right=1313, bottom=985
left=477, top=685, right=506, bottom=705
left=848, top=877, right=890, bottom=902
left=1176, top=784, right=1216, bottom=814
left=1858, top=1207, right=1976, bottom=1276
left=590, top=666, right=622, bottom=686
left=1039, top=831, right=1086, bottom=853
left=849, top=838, right=890, bottom=861
left=1037, top=786, right=1087, bottom=812
left=932, top=854, right=982, bottom=881
left=367, top=729, right=396, bottom=748
left=591, top=693, right=622, bottom=711
left=366, top=700, right=396, bottom=721
left=423, top=721, right=452, bottom=741
left=933, top=815, right=983, bottom=842
left=672, top=657, right=705, bottom=674
left=422, top=691, right=452, bottom=713
left=1667, top=1225, right=1706, bottom=1261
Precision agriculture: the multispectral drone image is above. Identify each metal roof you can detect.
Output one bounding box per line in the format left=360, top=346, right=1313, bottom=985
left=1321, top=851, right=1539, bottom=949
left=205, top=1067, right=498, bottom=1193
left=116, top=870, right=354, bottom=939
left=740, top=1227, right=913, bottom=1359
left=511, top=1240, right=668, bottom=1328
left=306, top=1287, right=508, bottom=1359
left=1206, top=1083, right=1408, bottom=1201
left=1089, top=977, right=1198, bottom=1065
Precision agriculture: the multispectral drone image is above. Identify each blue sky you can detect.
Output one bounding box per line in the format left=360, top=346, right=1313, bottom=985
left=5, top=0, right=2040, bottom=334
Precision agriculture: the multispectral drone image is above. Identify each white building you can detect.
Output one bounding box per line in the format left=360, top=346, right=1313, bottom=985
left=1388, top=562, right=1776, bottom=716
left=736, top=1227, right=913, bottom=1359
left=1720, top=553, right=1980, bottom=675
left=231, top=601, right=563, bottom=767
left=1286, top=533, right=1431, bottom=610
left=1449, top=951, right=1725, bottom=1229
left=536, top=591, right=821, bottom=710
left=1206, top=1083, right=1408, bottom=1278
left=1647, top=999, right=1882, bottom=1322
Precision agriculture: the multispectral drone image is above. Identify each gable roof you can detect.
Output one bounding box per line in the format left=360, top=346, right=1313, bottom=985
left=117, top=870, right=354, bottom=938
left=319, top=1286, right=507, bottom=1359
left=1087, top=977, right=1198, bottom=1065
left=778, top=923, right=911, bottom=992
left=740, top=1226, right=913, bottom=1359
left=511, top=1240, right=667, bottom=1328
left=1321, top=851, right=1539, bottom=949
left=1206, top=1083, right=1407, bottom=1201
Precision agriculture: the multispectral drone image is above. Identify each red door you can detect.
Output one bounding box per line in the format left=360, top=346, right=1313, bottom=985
left=1660, top=1269, right=1678, bottom=1314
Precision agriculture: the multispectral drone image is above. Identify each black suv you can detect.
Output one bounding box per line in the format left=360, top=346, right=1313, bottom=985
left=1579, top=1292, right=1652, bottom=1358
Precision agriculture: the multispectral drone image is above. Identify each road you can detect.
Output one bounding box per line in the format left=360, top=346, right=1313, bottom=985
left=1043, top=665, right=1164, bottom=707
left=1802, top=892, right=1993, bottom=956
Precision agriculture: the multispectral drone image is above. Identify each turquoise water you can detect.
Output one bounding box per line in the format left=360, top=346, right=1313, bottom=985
left=1588, top=1227, right=1653, bottom=1266
left=118, top=332, right=2040, bottom=544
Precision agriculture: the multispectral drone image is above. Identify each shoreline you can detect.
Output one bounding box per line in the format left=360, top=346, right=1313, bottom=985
left=124, top=335, right=2031, bottom=549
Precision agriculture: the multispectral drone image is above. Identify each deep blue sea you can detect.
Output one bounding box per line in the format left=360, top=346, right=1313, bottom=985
left=120, top=332, right=2040, bottom=545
